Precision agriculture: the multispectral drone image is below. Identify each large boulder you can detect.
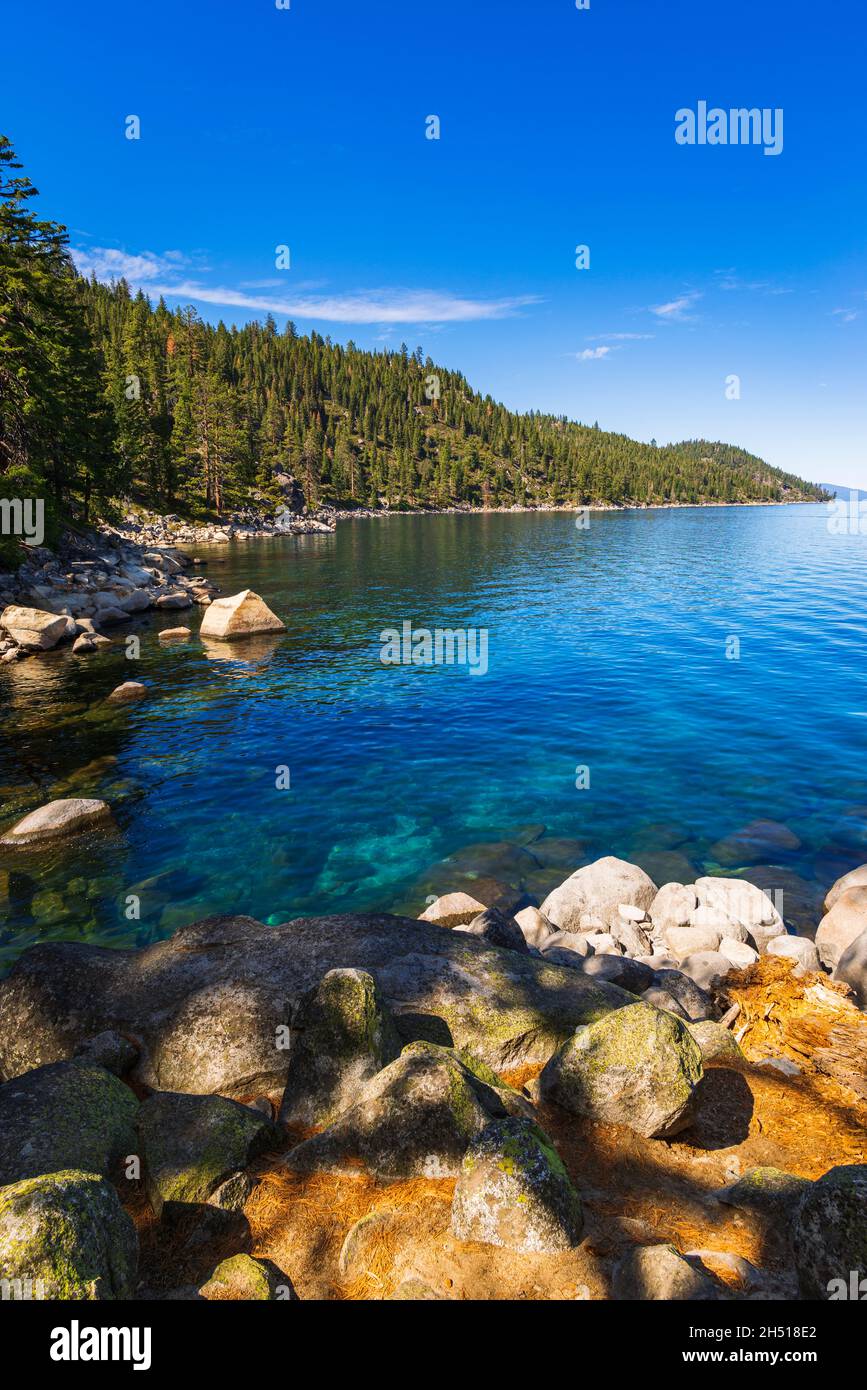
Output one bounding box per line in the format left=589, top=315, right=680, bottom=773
left=816, top=888, right=867, bottom=970
left=0, top=798, right=114, bottom=848
left=106, top=681, right=147, bottom=705
left=450, top=1118, right=583, bottom=1253
left=278, top=968, right=400, bottom=1127
left=0, top=605, right=68, bottom=651
left=0, top=1170, right=137, bottom=1299
left=792, top=1165, right=867, bottom=1299
left=540, top=857, right=657, bottom=934
left=0, top=913, right=632, bottom=1094
left=539, top=1001, right=702, bottom=1138
left=0, top=1062, right=138, bottom=1186
left=283, top=1042, right=510, bottom=1178
left=825, top=864, right=867, bottom=913
left=137, top=1091, right=278, bottom=1217
left=613, top=1243, right=723, bottom=1300
left=833, top=928, right=867, bottom=1007
left=199, top=589, right=286, bottom=640
left=766, top=934, right=821, bottom=974
left=649, top=883, right=697, bottom=936
left=693, top=876, right=784, bottom=952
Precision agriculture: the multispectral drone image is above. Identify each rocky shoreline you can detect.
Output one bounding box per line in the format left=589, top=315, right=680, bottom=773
left=1, top=827, right=866, bottom=1301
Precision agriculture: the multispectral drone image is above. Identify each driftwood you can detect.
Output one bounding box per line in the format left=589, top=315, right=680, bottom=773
left=721, top=958, right=867, bottom=1101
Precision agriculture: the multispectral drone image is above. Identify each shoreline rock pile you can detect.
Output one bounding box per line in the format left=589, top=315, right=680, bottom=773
left=0, top=847, right=866, bottom=1300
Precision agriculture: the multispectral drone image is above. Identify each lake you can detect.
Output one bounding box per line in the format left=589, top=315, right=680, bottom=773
left=2, top=503, right=866, bottom=970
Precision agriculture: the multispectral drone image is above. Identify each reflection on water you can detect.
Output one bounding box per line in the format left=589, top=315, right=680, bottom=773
left=1, top=506, right=867, bottom=970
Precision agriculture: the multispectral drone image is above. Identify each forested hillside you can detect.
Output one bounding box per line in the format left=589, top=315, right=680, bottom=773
left=0, top=133, right=826, bottom=568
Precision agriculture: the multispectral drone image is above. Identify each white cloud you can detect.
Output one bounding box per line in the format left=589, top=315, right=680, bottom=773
left=586, top=332, right=655, bottom=341
left=650, top=292, right=702, bottom=320
left=833, top=308, right=859, bottom=323
left=575, top=346, right=612, bottom=360
left=71, top=246, right=183, bottom=282
left=145, top=282, right=539, bottom=324
left=70, top=246, right=540, bottom=324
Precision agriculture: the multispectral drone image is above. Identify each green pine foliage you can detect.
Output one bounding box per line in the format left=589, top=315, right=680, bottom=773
left=0, top=133, right=825, bottom=561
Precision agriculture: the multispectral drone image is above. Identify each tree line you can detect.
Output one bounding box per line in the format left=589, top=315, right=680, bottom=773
left=0, top=134, right=826, bottom=567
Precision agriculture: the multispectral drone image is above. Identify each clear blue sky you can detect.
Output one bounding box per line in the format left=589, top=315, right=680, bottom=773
left=6, top=0, right=867, bottom=484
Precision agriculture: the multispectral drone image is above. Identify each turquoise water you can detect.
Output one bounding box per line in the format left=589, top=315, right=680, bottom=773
left=2, top=504, right=867, bottom=967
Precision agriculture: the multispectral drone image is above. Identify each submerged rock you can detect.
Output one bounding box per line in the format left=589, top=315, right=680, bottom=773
left=283, top=1041, right=510, bottom=1178
left=451, top=1117, right=583, bottom=1253
left=0, top=913, right=632, bottom=1092
left=137, top=1091, right=278, bottom=1217
left=540, top=857, right=657, bottom=934
left=539, top=1000, right=703, bottom=1138
left=0, top=1061, right=138, bottom=1186
left=106, top=681, right=147, bottom=705
left=0, top=1169, right=138, bottom=1299
left=279, top=968, right=401, bottom=1127
left=199, top=589, right=286, bottom=640
left=0, top=798, right=114, bottom=848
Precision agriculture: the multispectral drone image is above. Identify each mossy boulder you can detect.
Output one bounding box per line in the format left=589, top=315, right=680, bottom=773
left=279, top=968, right=400, bottom=1127
left=451, top=1117, right=583, bottom=1253
left=792, top=1165, right=867, bottom=1299
left=539, top=1001, right=703, bottom=1138
left=284, top=1041, right=511, bottom=1178
left=199, top=1253, right=290, bottom=1300
left=0, top=1169, right=137, bottom=1299
left=137, top=1091, right=279, bottom=1217
left=716, top=1166, right=810, bottom=1215
left=0, top=1062, right=138, bottom=1186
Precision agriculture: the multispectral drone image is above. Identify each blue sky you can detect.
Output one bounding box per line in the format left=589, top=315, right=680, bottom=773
left=6, top=0, right=867, bottom=484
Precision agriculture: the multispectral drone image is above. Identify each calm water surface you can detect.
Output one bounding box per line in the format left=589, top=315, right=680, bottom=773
left=2, top=504, right=866, bottom=968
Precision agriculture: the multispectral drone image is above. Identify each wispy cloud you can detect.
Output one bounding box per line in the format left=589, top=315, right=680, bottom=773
left=833, top=307, right=859, bottom=323
left=586, top=332, right=655, bottom=341
left=70, top=245, right=539, bottom=325
left=574, top=346, right=613, bottom=361
left=650, top=292, right=702, bottom=320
